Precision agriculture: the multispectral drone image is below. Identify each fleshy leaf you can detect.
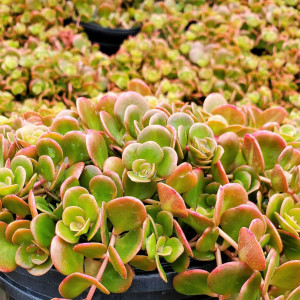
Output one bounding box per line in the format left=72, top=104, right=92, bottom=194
left=50, top=236, right=84, bottom=275
left=174, top=269, right=216, bottom=296
left=207, top=261, right=253, bottom=296
left=108, top=245, right=127, bottom=279
left=90, top=175, right=117, bottom=205
left=77, top=97, right=102, bottom=130
left=157, top=182, right=188, bottom=218
left=59, top=272, right=109, bottom=298
left=238, top=227, right=266, bottom=271
left=106, top=197, right=147, bottom=235
left=238, top=271, right=262, bottom=300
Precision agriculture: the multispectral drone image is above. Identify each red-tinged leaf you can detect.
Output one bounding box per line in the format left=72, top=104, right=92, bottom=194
left=100, top=111, right=123, bottom=146
left=109, top=245, right=127, bottom=279
left=106, top=197, right=147, bottom=235
left=183, top=209, right=214, bottom=233
left=31, top=213, right=55, bottom=248
left=103, top=157, right=124, bottom=179
left=249, top=218, right=265, bottom=240
left=238, top=227, right=266, bottom=271
left=5, top=220, right=30, bottom=243
left=59, top=272, right=109, bottom=298
left=36, top=138, right=63, bottom=166
left=101, top=262, right=134, bottom=293
left=89, top=175, right=117, bottom=205
left=28, top=190, right=38, bottom=218
left=60, top=176, right=79, bottom=199
left=114, top=229, right=142, bottom=263
left=62, top=131, right=89, bottom=165
left=257, top=107, right=287, bottom=128
left=77, top=97, right=102, bottom=131
left=50, top=116, right=80, bottom=135
left=27, top=257, right=53, bottom=276
left=157, top=182, right=188, bottom=218
left=19, top=173, right=37, bottom=197
left=220, top=205, right=266, bottom=242
left=271, top=261, right=300, bottom=290
left=157, top=211, right=173, bottom=237
left=50, top=162, right=65, bottom=191
left=264, top=216, right=283, bottom=253
left=212, top=104, right=245, bottom=125
left=196, top=227, right=219, bottom=252
left=171, top=251, right=190, bottom=273
left=50, top=236, right=84, bottom=275
left=155, top=254, right=167, bottom=282
left=166, top=163, right=198, bottom=194
left=242, top=134, right=265, bottom=172
left=279, top=230, right=300, bottom=260
left=0, top=222, right=18, bottom=272
left=287, top=286, right=300, bottom=300
left=2, top=194, right=30, bottom=218
left=86, top=130, right=108, bottom=170
left=214, top=183, right=248, bottom=226
left=238, top=271, right=262, bottom=300
left=63, top=162, right=84, bottom=180
left=271, top=164, right=288, bottom=192
left=11, top=228, right=33, bottom=245
left=252, top=131, right=287, bottom=170
left=114, top=91, right=149, bottom=127
left=211, top=161, right=229, bottom=186
left=173, top=269, right=216, bottom=296
left=128, top=79, right=152, bottom=96
left=129, top=255, right=156, bottom=271
left=262, top=249, right=278, bottom=295
left=174, top=219, right=193, bottom=257
left=203, top=93, right=227, bottom=114
left=207, top=262, right=253, bottom=296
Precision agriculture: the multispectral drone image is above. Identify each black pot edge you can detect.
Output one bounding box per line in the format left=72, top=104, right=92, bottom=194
left=64, top=18, right=141, bottom=35
left=0, top=261, right=216, bottom=300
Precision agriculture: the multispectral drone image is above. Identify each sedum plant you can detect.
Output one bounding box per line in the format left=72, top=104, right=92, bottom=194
left=0, top=90, right=299, bottom=299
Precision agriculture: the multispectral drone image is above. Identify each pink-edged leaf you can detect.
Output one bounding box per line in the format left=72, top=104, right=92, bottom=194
left=271, top=164, right=288, bottom=192
left=279, top=230, right=300, bottom=260
left=5, top=220, right=30, bottom=243
left=86, top=130, right=108, bottom=170
left=59, top=272, right=109, bottom=298
left=238, top=227, right=266, bottom=271
left=50, top=236, right=84, bottom=275
left=257, top=107, right=287, bottom=128
left=36, top=138, right=63, bottom=166
left=114, top=229, right=142, bottom=263
left=129, top=255, right=156, bottom=271
left=60, top=176, right=79, bottom=199
left=157, top=182, right=188, bottom=218
left=238, top=271, right=262, bottom=300
left=173, top=269, right=216, bottom=296
left=211, top=161, right=229, bottom=186
left=106, top=197, right=147, bottom=235
left=271, top=261, right=300, bottom=290
left=264, top=216, right=283, bottom=253
left=2, top=195, right=30, bottom=218
left=249, top=218, right=265, bottom=240
left=242, top=134, right=265, bottom=172
left=108, top=245, right=127, bottom=279
left=0, top=222, right=18, bottom=272
left=128, top=79, right=152, bottom=96
left=102, top=262, right=134, bottom=293
left=203, top=93, right=227, bottom=114
left=174, top=219, right=193, bottom=257
left=207, top=261, right=253, bottom=296
left=183, top=209, right=214, bottom=233
left=77, top=97, right=102, bottom=130
left=287, top=286, right=300, bottom=300
left=214, top=183, right=248, bottom=226
left=196, top=227, right=219, bottom=252
left=155, top=254, right=167, bottom=282
left=166, top=163, right=198, bottom=194
left=212, top=104, right=245, bottom=125
left=252, top=131, right=287, bottom=170
left=27, top=257, right=53, bottom=276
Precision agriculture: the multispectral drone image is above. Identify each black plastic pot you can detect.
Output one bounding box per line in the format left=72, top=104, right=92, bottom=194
left=64, top=18, right=141, bottom=55
left=0, top=260, right=215, bottom=300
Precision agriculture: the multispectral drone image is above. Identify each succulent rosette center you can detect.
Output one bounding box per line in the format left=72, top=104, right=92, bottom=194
left=122, top=141, right=178, bottom=183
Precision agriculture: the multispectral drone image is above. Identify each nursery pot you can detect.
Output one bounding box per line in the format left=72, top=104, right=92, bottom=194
left=64, top=18, right=141, bottom=55
left=0, top=260, right=215, bottom=300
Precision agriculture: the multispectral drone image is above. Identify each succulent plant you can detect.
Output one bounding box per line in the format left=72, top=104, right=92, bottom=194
left=0, top=91, right=299, bottom=300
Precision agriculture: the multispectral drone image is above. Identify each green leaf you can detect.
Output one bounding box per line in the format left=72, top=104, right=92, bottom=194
left=50, top=235, right=84, bottom=275
left=59, top=272, right=109, bottom=298
left=174, top=269, right=215, bottom=296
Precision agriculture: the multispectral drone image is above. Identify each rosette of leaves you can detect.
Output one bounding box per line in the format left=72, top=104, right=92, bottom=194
left=0, top=91, right=299, bottom=300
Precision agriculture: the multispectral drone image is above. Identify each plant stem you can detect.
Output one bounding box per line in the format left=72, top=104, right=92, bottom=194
left=44, top=189, right=61, bottom=202
left=86, top=229, right=117, bottom=300
left=189, top=233, right=201, bottom=242
left=218, top=228, right=238, bottom=251
left=33, top=179, right=46, bottom=189
left=259, top=176, right=271, bottom=185
left=189, top=241, right=196, bottom=247
left=215, top=247, right=222, bottom=266
left=21, top=188, right=45, bottom=200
